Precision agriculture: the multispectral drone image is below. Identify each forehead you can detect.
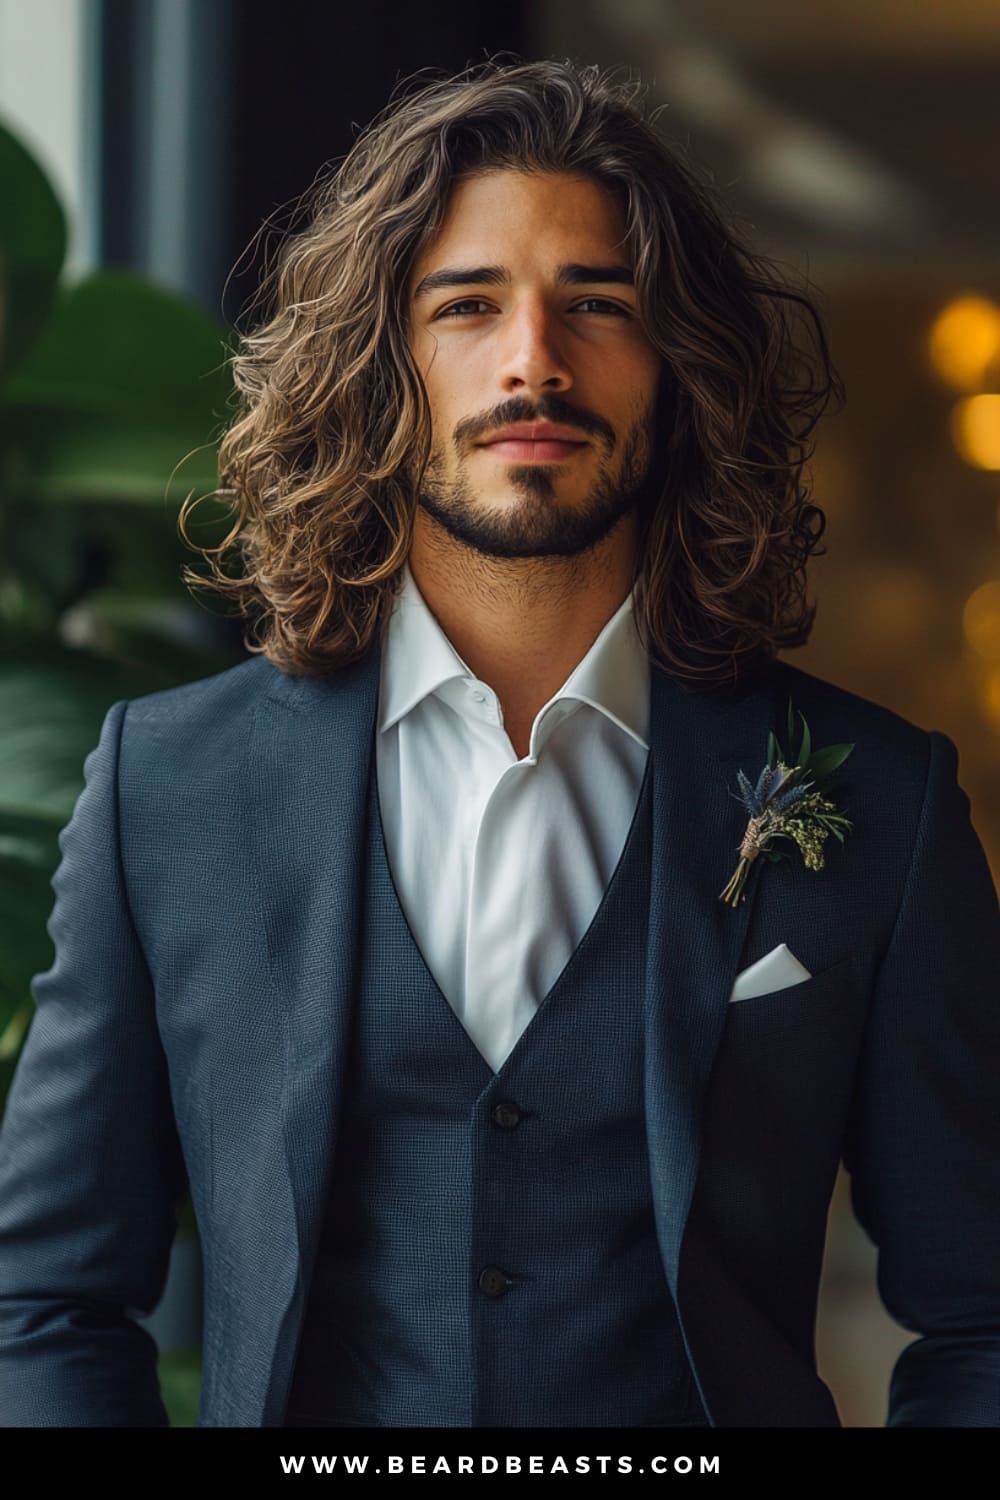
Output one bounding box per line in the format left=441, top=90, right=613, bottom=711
left=409, top=169, right=631, bottom=288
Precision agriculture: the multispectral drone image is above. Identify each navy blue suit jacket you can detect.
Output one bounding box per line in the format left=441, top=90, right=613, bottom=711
left=1, top=645, right=999, bottom=1427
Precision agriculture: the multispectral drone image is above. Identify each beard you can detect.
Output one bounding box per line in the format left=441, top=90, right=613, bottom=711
left=416, top=420, right=658, bottom=561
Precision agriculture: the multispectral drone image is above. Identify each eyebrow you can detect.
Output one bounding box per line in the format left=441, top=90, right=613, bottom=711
left=412, top=262, right=635, bottom=301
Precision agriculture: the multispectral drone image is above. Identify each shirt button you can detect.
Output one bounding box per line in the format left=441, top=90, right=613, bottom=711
left=491, top=1100, right=523, bottom=1130
left=478, top=1266, right=511, bottom=1299
left=469, top=688, right=486, bottom=702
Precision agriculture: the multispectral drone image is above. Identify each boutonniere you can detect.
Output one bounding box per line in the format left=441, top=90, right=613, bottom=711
left=719, top=699, right=855, bottom=907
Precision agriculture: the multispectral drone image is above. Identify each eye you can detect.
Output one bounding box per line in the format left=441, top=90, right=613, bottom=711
left=435, top=299, right=495, bottom=318
left=433, top=296, right=632, bottom=320
left=573, top=297, right=630, bottom=316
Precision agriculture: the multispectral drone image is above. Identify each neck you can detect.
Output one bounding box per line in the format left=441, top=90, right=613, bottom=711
left=408, top=512, right=638, bottom=757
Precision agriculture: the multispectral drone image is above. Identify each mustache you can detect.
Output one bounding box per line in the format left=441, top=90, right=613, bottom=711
left=452, top=394, right=617, bottom=451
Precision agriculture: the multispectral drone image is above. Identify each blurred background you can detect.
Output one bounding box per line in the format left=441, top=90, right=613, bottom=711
left=1, top=0, right=998, bottom=1429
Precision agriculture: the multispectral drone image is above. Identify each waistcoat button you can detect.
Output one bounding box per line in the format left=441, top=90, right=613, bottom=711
left=478, top=1266, right=510, bottom=1298
left=491, top=1100, right=522, bottom=1130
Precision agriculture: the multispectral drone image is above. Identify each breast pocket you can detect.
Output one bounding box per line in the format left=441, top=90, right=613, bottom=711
left=722, top=954, right=858, bottom=1044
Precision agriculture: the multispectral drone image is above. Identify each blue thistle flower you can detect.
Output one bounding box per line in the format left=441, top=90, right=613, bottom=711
left=735, top=768, right=759, bottom=815
left=772, top=782, right=815, bottom=814
left=754, top=764, right=775, bottom=804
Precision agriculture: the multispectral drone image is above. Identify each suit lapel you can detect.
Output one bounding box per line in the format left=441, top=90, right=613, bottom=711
left=643, top=659, right=779, bottom=1292
left=249, top=643, right=382, bottom=1423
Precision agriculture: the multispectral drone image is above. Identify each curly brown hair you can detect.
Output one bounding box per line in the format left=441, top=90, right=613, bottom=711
left=179, top=56, right=843, bottom=690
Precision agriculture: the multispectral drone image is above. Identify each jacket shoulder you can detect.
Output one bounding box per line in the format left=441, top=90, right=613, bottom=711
left=767, top=657, right=935, bottom=765
left=126, top=652, right=280, bottom=717
left=118, top=654, right=291, bottom=763
left=115, top=646, right=381, bottom=779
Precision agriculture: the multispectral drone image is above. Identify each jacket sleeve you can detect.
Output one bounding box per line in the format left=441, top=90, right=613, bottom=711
left=842, top=728, right=1000, bottom=1427
left=0, top=699, right=187, bottom=1426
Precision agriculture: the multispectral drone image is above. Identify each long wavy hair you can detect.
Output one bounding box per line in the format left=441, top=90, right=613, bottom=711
left=179, top=56, right=843, bottom=690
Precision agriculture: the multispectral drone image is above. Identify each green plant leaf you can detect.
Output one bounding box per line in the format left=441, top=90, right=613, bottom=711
left=0, top=802, right=64, bottom=1031
left=807, top=743, right=855, bottom=780
left=0, top=649, right=179, bottom=1030
left=1, top=272, right=231, bottom=506
left=4, top=410, right=221, bottom=505
left=60, top=588, right=240, bottom=681
left=157, top=1345, right=202, bottom=1427
left=0, top=805, right=63, bottom=1031
left=0, top=117, right=67, bottom=376
left=0, top=645, right=161, bottom=816
left=0, top=846, right=58, bottom=1032
left=796, top=712, right=811, bottom=770
left=4, top=269, right=233, bottom=422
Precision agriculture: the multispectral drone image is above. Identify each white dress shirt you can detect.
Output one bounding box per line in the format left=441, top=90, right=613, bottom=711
left=376, top=562, right=651, bottom=1073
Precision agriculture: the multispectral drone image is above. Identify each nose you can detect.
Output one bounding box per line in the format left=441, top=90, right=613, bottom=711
left=497, top=298, right=573, bottom=395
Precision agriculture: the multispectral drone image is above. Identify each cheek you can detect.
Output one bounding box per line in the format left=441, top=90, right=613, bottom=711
left=419, top=347, right=493, bottom=437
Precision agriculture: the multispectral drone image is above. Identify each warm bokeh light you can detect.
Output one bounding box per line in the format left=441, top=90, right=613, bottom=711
left=951, top=394, right=1000, bottom=470
left=962, top=579, right=1000, bottom=659
left=979, top=667, right=1000, bottom=733
left=929, top=295, right=1000, bottom=390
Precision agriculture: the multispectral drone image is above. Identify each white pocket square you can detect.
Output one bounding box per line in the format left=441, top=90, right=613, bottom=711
left=729, top=943, right=812, bottom=1003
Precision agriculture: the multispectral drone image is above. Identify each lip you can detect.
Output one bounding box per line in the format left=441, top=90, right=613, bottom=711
left=480, top=422, right=589, bottom=444
left=477, top=422, right=590, bottom=463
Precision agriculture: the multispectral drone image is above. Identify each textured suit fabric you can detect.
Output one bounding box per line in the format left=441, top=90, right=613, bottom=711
left=0, top=644, right=998, bottom=1427
left=284, top=752, right=706, bottom=1428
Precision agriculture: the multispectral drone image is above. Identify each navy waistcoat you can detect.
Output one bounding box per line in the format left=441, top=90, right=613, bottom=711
left=283, top=741, right=708, bottom=1428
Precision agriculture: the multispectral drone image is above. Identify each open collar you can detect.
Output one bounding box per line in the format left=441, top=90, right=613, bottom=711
left=378, top=561, right=649, bottom=750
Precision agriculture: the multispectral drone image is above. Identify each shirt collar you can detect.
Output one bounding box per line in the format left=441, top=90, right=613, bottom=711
left=379, top=562, right=476, bottom=733
left=378, top=560, right=649, bottom=750
left=555, top=587, right=650, bottom=750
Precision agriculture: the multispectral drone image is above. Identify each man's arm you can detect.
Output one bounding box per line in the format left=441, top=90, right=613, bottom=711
left=842, top=729, right=1000, bottom=1427
left=0, top=699, right=187, bottom=1426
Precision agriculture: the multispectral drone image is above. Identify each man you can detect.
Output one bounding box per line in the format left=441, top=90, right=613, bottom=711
left=1, top=58, right=998, bottom=1430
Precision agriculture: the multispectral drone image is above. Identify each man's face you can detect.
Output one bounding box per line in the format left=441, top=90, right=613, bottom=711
left=406, top=169, right=663, bottom=560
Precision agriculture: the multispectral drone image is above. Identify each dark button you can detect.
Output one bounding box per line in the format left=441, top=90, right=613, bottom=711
left=491, top=1100, right=523, bottom=1130
left=478, top=1266, right=510, bottom=1299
